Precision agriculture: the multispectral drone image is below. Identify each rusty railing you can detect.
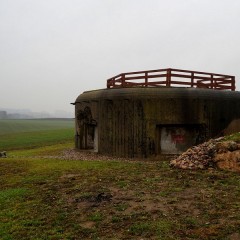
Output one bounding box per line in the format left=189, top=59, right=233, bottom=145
left=107, top=68, right=235, bottom=91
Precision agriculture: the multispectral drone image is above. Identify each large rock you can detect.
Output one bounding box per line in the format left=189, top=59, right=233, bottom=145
left=213, top=151, right=240, bottom=172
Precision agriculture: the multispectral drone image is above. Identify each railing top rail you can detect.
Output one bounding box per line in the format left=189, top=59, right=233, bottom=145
left=169, top=68, right=234, bottom=77
left=108, top=68, right=234, bottom=79
left=120, top=68, right=170, bottom=76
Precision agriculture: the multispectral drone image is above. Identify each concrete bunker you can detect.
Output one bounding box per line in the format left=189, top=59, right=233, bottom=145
left=73, top=68, right=240, bottom=158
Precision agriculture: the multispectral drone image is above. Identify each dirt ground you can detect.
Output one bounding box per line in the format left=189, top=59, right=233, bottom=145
left=39, top=149, right=240, bottom=240
left=5, top=144, right=240, bottom=239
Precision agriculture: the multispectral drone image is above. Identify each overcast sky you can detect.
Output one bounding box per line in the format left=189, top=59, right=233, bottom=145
left=0, top=0, right=240, bottom=116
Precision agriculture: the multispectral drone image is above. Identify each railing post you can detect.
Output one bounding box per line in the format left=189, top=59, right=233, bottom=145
left=232, top=76, right=236, bottom=91
left=121, top=74, right=125, bottom=87
left=166, top=69, right=171, bottom=87
left=145, top=72, right=148, bottom=87
left=211, top=74, right=214, bottom=89
left=191, top=72, right=194, bottom=87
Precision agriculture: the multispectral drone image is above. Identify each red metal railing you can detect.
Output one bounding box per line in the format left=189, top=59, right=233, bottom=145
left=107, top=68, right=235, bottom=91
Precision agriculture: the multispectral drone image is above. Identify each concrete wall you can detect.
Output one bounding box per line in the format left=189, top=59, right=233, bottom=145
left=74, top=88, right=240, bottom=158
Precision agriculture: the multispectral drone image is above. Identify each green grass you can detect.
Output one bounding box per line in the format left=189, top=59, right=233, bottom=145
left=223, top=132, right=240, bottom=142
left=1, top=128, right=240, bottom=239
left=0, top=118, right=74, bottom=151
left=0, top=157, right=130, bottom=239
left=0, top=129, right=74, bottom=151
left=10, top=142, right=74, bottom=157
left=88, top=212, right=103, bottom=222
left=129, top=222, right=152, bottom=236
left=0, top=119, right=74, bottom=135
left=0, top=188, right=30, bottom=205
left=1, top=152, right=239, bottom=240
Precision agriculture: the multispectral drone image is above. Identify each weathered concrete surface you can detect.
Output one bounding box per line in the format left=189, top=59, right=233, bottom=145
left=74, top=87, right=240, bottom=158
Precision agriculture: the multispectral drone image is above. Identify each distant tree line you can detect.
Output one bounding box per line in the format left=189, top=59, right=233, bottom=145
left=0, top=110, right=51, bottom=119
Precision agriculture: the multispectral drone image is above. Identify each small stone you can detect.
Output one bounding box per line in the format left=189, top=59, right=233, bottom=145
left=0, top=151, right=7, bottom=158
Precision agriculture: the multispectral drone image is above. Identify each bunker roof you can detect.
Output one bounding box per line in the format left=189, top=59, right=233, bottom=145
left=75, top=87, right=240, bottom=103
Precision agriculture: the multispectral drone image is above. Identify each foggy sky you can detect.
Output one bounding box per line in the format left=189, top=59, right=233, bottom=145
left=1, top=0, right=240, bottom=116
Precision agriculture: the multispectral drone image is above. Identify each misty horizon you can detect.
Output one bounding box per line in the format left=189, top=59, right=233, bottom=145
left=0, top=107, right=73, bottom=118
left=1, top=0, right=240, bottom=114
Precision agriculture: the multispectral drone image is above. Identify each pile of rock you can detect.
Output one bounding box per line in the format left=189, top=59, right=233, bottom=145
left=170, top=137, right=240, bottom=171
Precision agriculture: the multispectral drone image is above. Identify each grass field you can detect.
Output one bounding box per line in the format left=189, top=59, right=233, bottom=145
left=0, top=119, right=74, bottom=135
left=0, top=119, right=74, bottom=150
left=0, top=120, right=240, bottom=239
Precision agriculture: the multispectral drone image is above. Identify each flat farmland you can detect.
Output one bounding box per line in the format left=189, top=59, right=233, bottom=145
left=0, top=119, right=74, bottom=150
left=0, top=119, right=74, bottom=135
